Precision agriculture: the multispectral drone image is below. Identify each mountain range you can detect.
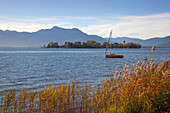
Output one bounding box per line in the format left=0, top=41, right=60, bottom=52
left=107, top=36, right=170, bottom=47
left=0, top=26, right=169, bottom=47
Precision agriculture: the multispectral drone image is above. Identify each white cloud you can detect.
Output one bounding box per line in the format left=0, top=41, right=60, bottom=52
left=0, top=16, right=96, bottom=32
left=0, top=21, right=71, bottom=32
left=0, top=13, right=170, bottom=39
left=79, top=13, right=170, bottom=39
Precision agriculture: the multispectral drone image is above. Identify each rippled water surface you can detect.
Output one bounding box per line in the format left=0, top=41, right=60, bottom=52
left=0, top=48, right=169, bottom=92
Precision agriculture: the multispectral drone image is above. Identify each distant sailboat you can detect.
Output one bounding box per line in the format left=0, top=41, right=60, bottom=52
left=152, top=44, right=155, bottom=53
left=105, top=30, right=124, bottom=58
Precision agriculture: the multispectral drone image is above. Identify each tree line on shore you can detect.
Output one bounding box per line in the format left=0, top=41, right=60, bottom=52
left=43, top=40, right=141, bottom=48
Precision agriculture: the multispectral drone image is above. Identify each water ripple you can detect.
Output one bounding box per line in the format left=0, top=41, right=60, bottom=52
left=0, top=48, right=169, bottom=92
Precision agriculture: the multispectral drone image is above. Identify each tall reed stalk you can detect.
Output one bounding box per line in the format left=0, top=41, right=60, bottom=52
left=0, top=58, right=169, bottom=113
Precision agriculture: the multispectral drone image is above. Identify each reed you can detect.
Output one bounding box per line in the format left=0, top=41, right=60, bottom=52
left=0, top=58, right=169, bottom=113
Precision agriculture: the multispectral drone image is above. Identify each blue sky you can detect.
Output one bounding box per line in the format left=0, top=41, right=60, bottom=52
left=0, top=0, right=170, bottom=39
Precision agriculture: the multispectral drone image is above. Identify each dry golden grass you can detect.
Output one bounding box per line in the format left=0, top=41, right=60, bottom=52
left=0, top=58, right=169, bottom=113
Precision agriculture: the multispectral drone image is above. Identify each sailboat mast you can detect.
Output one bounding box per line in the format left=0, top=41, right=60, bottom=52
left=105, top=30, right=113, bottom=55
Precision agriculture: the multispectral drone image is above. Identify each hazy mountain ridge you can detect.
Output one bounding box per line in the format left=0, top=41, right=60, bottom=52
left=107, top=36, right=170, bottom=47
left=143, top=36, right=170, bottom=47
left=0, top=26, right=169, bottom=47
left=0, top=27, right=106, bottom=47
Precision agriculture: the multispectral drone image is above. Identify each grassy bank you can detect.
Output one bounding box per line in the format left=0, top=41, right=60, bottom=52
left=0, top=58, right=169, bottom=113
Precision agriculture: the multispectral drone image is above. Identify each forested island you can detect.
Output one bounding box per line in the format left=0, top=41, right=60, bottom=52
left=43, top=40, right=141, bottom=48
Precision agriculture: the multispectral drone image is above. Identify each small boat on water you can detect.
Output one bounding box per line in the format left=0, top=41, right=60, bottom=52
left=105, top=30, right=124, bottom=58
left=152, top=44, right=155, bottom=50
left=105, top=54, right=123, bottom=58
left=151, top=44, right=155, bottom=53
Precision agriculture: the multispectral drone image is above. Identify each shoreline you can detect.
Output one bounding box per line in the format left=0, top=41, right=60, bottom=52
left=0, top=46, right=170, bottom=48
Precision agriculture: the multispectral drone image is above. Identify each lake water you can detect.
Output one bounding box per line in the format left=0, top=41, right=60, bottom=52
left=0, top=48, right=169, bottom=92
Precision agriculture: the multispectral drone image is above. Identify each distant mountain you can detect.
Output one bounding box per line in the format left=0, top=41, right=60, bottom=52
left=0, top=26, right=169, bottom=47
left=143, top=36, right=170, bottom=47
left=158, top=40, right=170, bottom=47
left=0, top=26, right=106, bottom=47
left=107, top=37, right=143, bottom=44
left=108, top=36, right=170, bottom=47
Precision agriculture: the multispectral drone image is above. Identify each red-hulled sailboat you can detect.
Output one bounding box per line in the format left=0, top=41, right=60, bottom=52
left=105, top=30, right=124, bottom=58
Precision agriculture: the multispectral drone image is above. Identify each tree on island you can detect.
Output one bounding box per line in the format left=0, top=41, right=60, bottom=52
left=82, top=42, right=87, bottom=48
left=102, top=42, right=109, bottom=48
left=123, top=42, right=141, bottom=48
left=47, top=42, right=59, bottom=48
left=73, top=41, right=81, bottom=48
left=65, top=41, right=73, bottom=48
left=42, top=45, right=46, bottom=48
left=84, top=40, right=101, bottom=48
left=112, top=42, right=118, bottom=48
